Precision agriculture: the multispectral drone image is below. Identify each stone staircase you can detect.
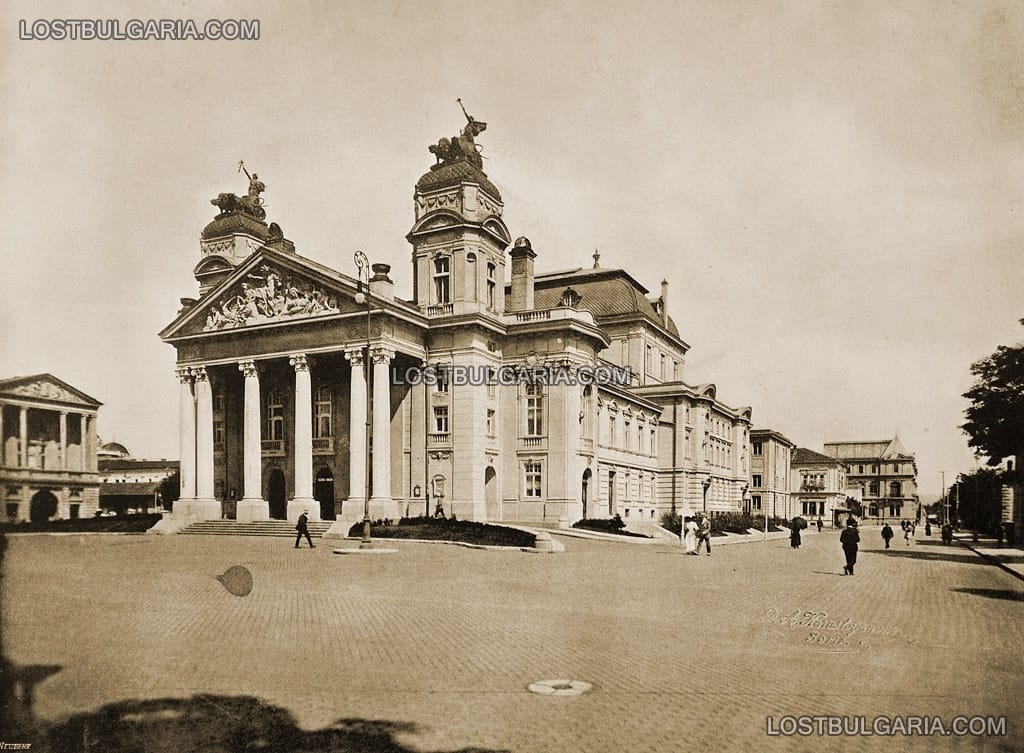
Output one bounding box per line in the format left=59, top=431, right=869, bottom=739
left=179, top=520, right=338, bottom=538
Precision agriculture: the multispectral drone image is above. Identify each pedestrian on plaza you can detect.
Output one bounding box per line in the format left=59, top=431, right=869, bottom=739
left=996, top=525, right=1004, bottom=548
left=695, top=513, right=712, bottom=556
left=790, top=520, right=801, bottom=549
left=925, top=521, right=932, bottom=537
left=881, top=521, right=894, bottom=549
left=682, top=515, right=698, bottom=555
left=294, top=509, right=314, bottom=548
left=816, top=518, right=823, bottom=533
left=904, top=523, right=913, bottom=546
left=840, top=518, right=860, bottom=575
left=941, top=522, right=953, bottom=545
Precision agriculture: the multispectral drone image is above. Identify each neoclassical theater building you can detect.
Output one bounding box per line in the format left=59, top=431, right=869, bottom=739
left=160, top=118, right=753, bottom=533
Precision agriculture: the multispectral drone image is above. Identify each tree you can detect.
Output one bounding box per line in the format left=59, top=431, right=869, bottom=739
left=952, top=468, right=1003, bottom=533
left=961, top=322, right=1024, bottom=466
left=158, top=471, right=180, bottom=510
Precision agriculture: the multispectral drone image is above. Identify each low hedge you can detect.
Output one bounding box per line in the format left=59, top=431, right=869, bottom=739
left=660, top=511, right=786, bottom=535
left=346, top=516, right=535, bottom=547
left=572, top=518, right=650, bottom=538
left=0, top=513, right=162, bottom=534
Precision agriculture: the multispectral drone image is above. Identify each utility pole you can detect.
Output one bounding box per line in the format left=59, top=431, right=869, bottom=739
left=940, top=470, right=947, bottom=526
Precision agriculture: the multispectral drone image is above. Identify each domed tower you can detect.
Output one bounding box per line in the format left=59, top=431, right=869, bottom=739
left=407, top=109, right=511, bottom=317
left=192, top=171, right=294, bottom=297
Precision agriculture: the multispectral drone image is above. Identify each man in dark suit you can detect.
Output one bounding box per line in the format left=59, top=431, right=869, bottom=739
left=295, top=510, right=314, bottom=548
left=840, top=519, right=860, bottom=575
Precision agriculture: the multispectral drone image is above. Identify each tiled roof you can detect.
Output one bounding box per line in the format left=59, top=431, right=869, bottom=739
left=793, top=447, right=843, bottom=465
left=823, top=435, right=914, bottom=460
left=415, top=162, right=501, bottom=201
left=99, top=482, right=160, bottom=497
left=99, top=459, right=179, bottom=472
left=526, top=268, right=681, bottom=338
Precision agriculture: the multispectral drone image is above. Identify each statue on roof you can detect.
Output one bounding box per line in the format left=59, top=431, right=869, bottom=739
left=429, top=99, right=487, bottom=171
left=209, top=161, right=267, bottom=221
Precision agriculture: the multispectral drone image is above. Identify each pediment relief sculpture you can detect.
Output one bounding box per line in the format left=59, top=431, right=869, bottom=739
left=203, top=264, right=340, bottom=331
left=8, top=381, right=83, bottom=404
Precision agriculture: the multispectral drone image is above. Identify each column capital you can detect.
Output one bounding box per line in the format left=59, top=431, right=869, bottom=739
left=193, top=366, right=210, bottom=382
left=238, top=360, right=258, bottom=378
left=344, top=347, right=366, bottom=367
left=175, top=366, right=193, bottom=383
left=370, top=345, right=396, bottom=365
left=289, top=354, right=310, bottom=372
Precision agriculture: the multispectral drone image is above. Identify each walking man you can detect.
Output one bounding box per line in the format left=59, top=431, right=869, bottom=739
left=881, top=521, right=894, bottom=549
left=840, top=518, right=860, bottom=575
left=295, top=509, right=314, bottom=548
left=696, top=513, right=712, bottom=556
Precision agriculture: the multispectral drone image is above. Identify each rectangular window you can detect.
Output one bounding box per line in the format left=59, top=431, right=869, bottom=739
left=752, top=441, right=763, bottom=456
left=646, top=344, right=653, bottom=374
left=433, top=406, right=449, bottom=434
left=214, top=421, right=225, bottom=448
left=650, top=427, right=657, bottom=455
left=436, top=366, right=450, bottom=393
left=525, top=383, right=544, bottom=436
left=609, top=415, right=617, bottom=446
left=433, top=256, right=450, bottom=304
left=752, top=474, right=762, bottom=488
left=486, top=409, right=495, bottom=436
left=524, top=460, right=542, bottom=498
left=486, top=263, right=496, bottom=309
left=213, top=391, right=225, bottom=412
left=673, top=361, right=679, bottom=381
left=315, top=387, right=333, bottom=438
left=487, top=368, right=496, bottom=397
left=266, top=392, right=284, bottom=441
left=751, top=494, right=762, bottom=511
left=624, top=419, right=631, bottom=450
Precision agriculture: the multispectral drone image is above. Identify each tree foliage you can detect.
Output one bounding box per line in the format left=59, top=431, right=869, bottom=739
left=961, top=322, right=1024, bottom=465
left=951, top=468, right=1004, bottom=533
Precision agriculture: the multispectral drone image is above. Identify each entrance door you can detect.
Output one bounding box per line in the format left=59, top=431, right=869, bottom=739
left=484, top=466, right=498, bottom=521
left=267, top=469, right=287, bottom=520
left=607, top=470, right=616, bottom=515
left=582, top=469, right=591, bottom=518
left=30, top=489, right=58, bottom=522
left=315, top=467, right=335, bottom=520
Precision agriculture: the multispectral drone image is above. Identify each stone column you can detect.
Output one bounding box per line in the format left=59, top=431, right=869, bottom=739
left=19, top=406, right=27, bottom=468
left=175, top=367, right=197, bottom=517
left=288, top=354, right=318, bottom=521
left=59, top=411, right=67, bottom=470
left=337, top=347, right=367, bottom=525
left=192, top=367, right=220, bottom=521
left=237, top=360, right=269, bottom=522
left=369, top=345, right=398, bottom=521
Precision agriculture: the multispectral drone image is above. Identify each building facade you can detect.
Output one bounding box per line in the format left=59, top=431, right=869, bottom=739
left=0, top=374, right=101, bottom=522
left=747, top=429, right=794, bottom=519
left=157, top=119, right=752, bottom=533
left=99, top=451, right=179, bottom=514
left=790, top=447, right=848, bottom=526
left=822, top=435, right=918, bottom=521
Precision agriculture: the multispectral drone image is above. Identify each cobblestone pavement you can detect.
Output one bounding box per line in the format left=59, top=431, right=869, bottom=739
left=3, top=527, right=1023, bottom=752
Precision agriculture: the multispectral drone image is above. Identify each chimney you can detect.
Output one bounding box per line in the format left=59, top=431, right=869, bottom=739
left=369, top=263, right=394, bottom=301
left=660, top=279, right=669, bottom=326
left=508, top=236, right=536, bottom=312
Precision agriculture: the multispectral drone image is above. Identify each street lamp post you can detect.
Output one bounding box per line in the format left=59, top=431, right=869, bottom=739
left=354, top=250, right=373, bottom=549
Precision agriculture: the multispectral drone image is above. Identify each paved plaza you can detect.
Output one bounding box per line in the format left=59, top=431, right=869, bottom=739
left=2, top=528, right=1023, bottom=752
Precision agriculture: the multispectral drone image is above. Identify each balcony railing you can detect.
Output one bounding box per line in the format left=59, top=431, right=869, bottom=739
left=426, top=303, right=454, bottom=317
left=427, top=433, right=451, bottom=447
left=312, top=437, right=334, bottom=454
left=519, top=436, right=545, bottom=449
left=262, top=439, right=285, bottom=456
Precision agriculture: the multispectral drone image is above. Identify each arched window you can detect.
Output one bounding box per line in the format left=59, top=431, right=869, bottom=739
left=315, top=387, right=332, bottom=438
left=869, top=480, right=880, bottom=496
left=889, top=481, right=902, bottom=498
left=433, top=256, right=450, bottom=303
left=466, top=253, right=477, bottom=301
left=266, top=390, right=284, bottom=441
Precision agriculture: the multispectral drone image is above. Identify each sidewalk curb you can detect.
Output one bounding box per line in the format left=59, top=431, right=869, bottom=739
left=953, top=534, right=1024, bottom=583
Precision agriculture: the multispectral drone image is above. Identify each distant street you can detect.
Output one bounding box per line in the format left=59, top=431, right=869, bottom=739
left=3, top=528, right=1022, bottom=752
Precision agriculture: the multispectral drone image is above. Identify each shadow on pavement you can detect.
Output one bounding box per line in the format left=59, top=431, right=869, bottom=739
left=873, top=548, right=992, bottom=565
left=949, top=587, right=1024, bottom=602
left=21, top=694, right=512, bottom=753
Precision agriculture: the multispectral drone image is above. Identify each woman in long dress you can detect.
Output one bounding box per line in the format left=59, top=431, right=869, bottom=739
left=683, top=516, right=698, bottom=554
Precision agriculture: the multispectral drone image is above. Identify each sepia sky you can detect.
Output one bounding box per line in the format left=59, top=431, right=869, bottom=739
left=2, top=0, right=1021, bottom=495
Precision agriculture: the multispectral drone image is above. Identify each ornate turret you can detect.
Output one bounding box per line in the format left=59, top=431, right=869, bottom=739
left=194, top=165, right=294, bottom=296
left=408, top=105, right=511, bottom=316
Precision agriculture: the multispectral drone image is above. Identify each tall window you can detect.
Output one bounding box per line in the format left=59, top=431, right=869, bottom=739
left=581, top=386, right=592, bottom=437
left=433, top=406, right=449, bottom=434
left=525, top=383, right=544, bottom=436
left=751, top=494, right=762, bottom=511
left=315, top=387, right=333, bottom=438
left=624, top=418, right=631, bottom=450
left=524, top=460, right=542, bottom=498
left=609, top=414, right=617, bottom=446
left=433, top=256, right=450, bottom=303
left=266, top=391, right=284, bottom=440
left=673, top=361, right=679, bottom=381
left=487, top=367, right=496, bottom=397
left=486, top=409, right=496, bottom=436
left=214, top=420, right=225, bottom=448
left=213, top=391, right=225, bottom=412
left=752, top=441, right=763, bottom=456
left=466, top=253, right=477, bottom=301
left=889, top=481, right=902, bottom=498
left=646, top=345, right=653, bottom=374
left=650, top=426, right=656, bottom=454
left=869, top=480, right=880, bottom=496
left=752, top=474, right=763, bottom=488
left=435, top=366, right=450, bottom=393
left=486, top=263, right=496, bottom=308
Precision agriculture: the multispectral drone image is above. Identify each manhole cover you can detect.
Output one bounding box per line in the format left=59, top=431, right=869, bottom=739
left=527, top=679, right=593, bottom=696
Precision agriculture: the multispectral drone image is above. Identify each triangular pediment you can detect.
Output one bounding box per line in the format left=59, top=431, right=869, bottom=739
left=0, top=374, right=102, bottom=407
left=162, top=249, right=367, bottom=339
